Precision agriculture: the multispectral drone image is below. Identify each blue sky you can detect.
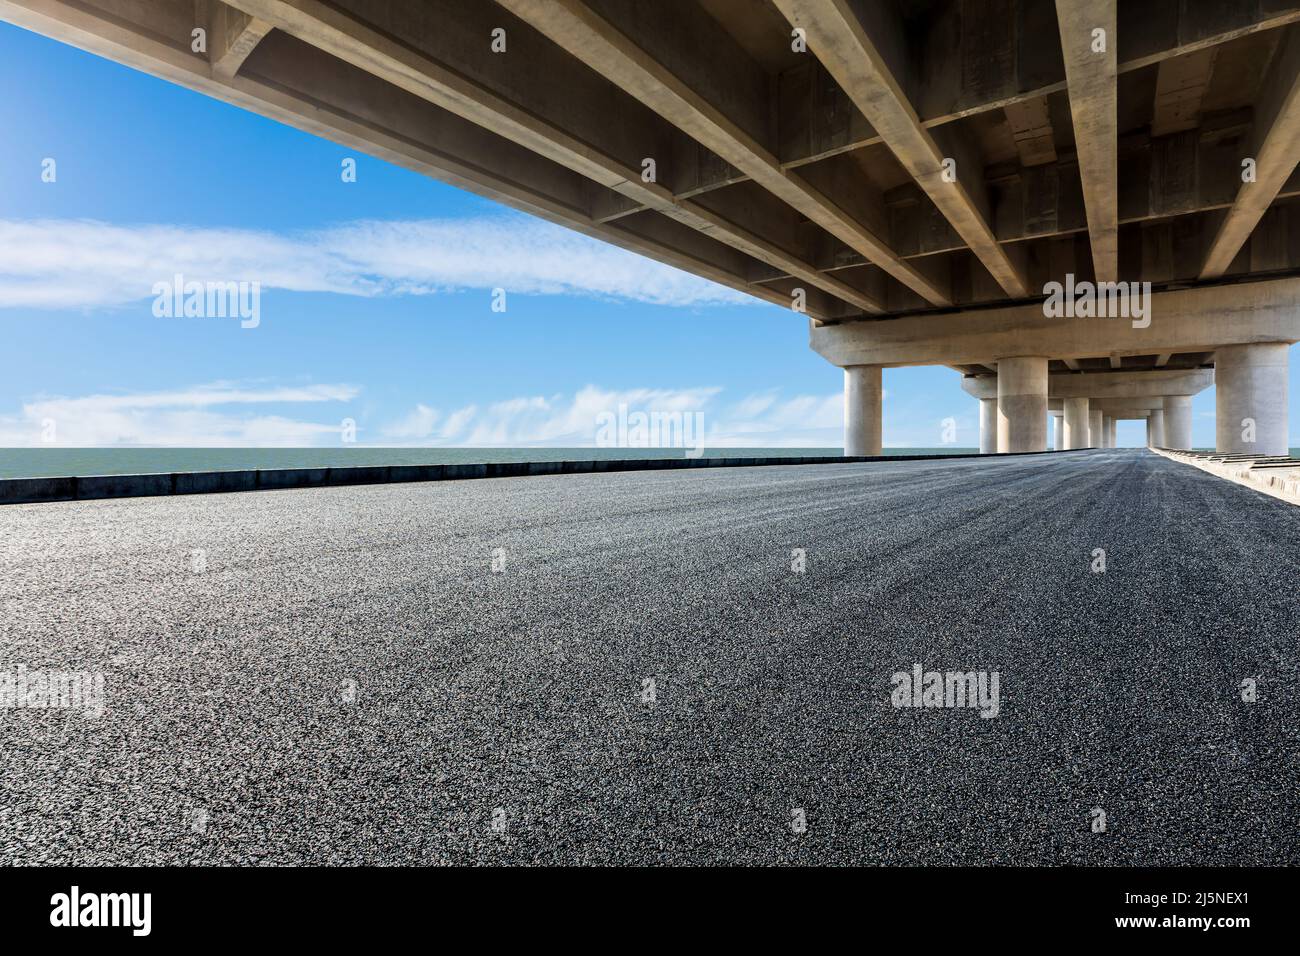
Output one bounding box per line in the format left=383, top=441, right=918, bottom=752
left=0, top=21, right=1290, bottom=450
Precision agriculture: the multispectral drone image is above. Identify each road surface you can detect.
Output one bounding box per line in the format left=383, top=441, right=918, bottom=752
left=1, top=449, right=1297, bottom=864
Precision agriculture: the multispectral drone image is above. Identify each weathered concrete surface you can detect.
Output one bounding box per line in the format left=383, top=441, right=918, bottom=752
left=1055, top=0, right=1118, bottom=281
left=2, top=451, right=1296, bottom=865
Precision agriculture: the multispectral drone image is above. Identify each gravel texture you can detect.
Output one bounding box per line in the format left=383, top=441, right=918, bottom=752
left=1, top=448, right=1297, bottom=865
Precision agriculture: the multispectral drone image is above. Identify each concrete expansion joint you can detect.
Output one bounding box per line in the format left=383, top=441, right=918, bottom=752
left=1155, top=448, right=1300, bottom=507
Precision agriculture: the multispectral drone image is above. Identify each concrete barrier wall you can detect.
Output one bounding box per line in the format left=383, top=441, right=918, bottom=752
left=1155, top=448, right=1300, bottom=507
left=0, top=447, right=1092, bottom=506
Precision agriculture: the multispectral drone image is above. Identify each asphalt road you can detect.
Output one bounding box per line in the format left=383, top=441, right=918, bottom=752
left=1, top=449, right=1297, bottom=865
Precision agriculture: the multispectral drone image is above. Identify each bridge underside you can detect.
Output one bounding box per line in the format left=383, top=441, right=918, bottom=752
left=6, top=0, right=1300, bottom=453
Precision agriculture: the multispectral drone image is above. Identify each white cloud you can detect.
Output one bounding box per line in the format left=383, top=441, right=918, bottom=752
left=0, top=377, right=999, bottom=449
left=0, top=383, right=359, bottom=446
left=381, top=403, right=440, bottom=441
left=0, top=382, right=853, bottom=448
left=0, top=215, right=751, bottom=310
left=378, top=385, right=841, bottom=448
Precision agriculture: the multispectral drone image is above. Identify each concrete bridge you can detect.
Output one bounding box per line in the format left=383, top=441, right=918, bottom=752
left=5, top=449, right=1299, bottom=865
left=5, top=0, right=1300, bottom=454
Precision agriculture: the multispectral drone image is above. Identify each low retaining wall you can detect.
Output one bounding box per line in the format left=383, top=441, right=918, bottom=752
left=0, top=447, right=1089, bottom=506
left=1155, top=448, right=1300, bottom=506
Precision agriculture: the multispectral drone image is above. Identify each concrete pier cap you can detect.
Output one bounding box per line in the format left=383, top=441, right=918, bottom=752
left=961, top=368, right=1214, bottom=402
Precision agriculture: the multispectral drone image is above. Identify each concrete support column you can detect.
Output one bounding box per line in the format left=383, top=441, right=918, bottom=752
left=844, top=365, right=883, bottom=457
left=1051, top=412, right=1064, bottom=450
left=1148, top=409, right=1166, bottom=448
left=1089, top=409, right=1103, bottom=448
left=1062, top=397, right=1090, bottom=449
left=996, top=356, right=1048, bottom=452
left=1109, top=418, right=1117, bottom=447
left=1099, top=415, right=1110, bottom=447
left=1163, top=395, right=1193, bottom=450
left=1215, top=343, right=1290, bottom=455
left=979, top=398, right=998, bottom=454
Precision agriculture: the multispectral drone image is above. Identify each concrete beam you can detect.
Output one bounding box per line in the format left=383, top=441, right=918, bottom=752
left=226, top=0, right=884, bottom=318
left=758, top=127, right=1300, bottom=286
left=1003, top=96, right=1056, bottom=168
left=1055, top=0, right=1118, bottom=282
left=497, top=0, right=951, bottom=308
left=1150, top=47, right=1216, bottom=138
left=773, top=0, right=1029, bottom=298
left=210, top=2, right=272, bottom=81
left=686, top=1, right=1300, bottom=205
left=1089, top=397, right=1171, bottom=413
left=813, top=276, right=1300, bottom=368
left=1119, top=2, right=1300, bottom=73
left=1052, top=368, right=1214, bottom=399
left=1111, top=411, right=1151, bottom=420
left=961, top=368, right=1214, bottom=401
left=1202, top=25, right=1300, bottom=279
